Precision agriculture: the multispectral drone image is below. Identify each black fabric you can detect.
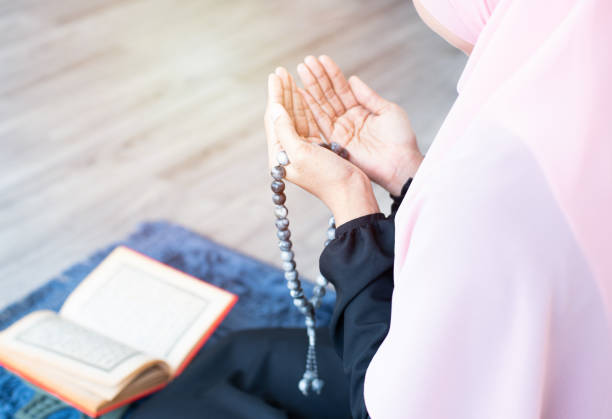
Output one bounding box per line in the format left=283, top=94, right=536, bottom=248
left=320, top=215, right=395, bottom=419
left=130, top=177, right=413, bottom=419
left=129, top=328, right=351, bottom=419
left=390, top=177, right=413, bottom=217
left=320, top=176, right=412, bottom=418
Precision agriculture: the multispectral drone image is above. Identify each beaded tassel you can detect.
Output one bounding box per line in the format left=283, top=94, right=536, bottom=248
left=271, top=144, right=344, bottom=396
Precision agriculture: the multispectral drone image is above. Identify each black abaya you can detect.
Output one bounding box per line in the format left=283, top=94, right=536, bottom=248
left=129, top=178, right=412, bottom=419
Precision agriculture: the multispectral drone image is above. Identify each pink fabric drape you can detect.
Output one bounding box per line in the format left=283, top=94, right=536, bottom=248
left=364, top=0, right=612, bottom=417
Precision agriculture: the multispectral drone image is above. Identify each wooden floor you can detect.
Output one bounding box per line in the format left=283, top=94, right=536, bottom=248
left=0, top=0, right=465, bottom=308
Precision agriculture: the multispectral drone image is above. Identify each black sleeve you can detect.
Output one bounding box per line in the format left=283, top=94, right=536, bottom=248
left=390, top=177, right=413, bottom=217
left=319, top=178, right=412, bottom=419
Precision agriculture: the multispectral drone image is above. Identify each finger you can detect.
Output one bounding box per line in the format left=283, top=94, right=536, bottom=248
left=304, top=104, right=319, bottom=139
left=290, top=74, right=309, bottom=137
left=265, top=74, right=283, bottom=168
left=275, top=67, right=294, bottom=122
left=348, top=75, right=390, bottom=114
left=298, top=87, right=334, bottom=140
left=297, top=62, right=337, bottom=119
left=319, top=55, right=358, bottom=109
left=267, top=72, right=283, bottom=106
left=304, top=55, right=345, bottom=115
left=269, top=103, right=307, bottom=163
left=297, top=86, right=320, bottom=138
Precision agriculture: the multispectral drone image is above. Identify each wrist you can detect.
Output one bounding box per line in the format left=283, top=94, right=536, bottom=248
left=386, top=151, right=423, bottom=196
left=327, top=171, right=380, bottom=226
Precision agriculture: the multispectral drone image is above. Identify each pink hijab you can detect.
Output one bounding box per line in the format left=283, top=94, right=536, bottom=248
left=364, top=0, right=612, bottom=417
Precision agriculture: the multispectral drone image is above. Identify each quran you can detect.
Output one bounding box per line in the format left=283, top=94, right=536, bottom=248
left=0, top=246, right=237, bottom=417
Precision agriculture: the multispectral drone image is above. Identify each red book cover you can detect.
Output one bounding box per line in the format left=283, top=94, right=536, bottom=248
left=0, top=246, right=238, bottom=417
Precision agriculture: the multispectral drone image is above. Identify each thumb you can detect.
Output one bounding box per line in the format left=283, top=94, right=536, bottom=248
left=348, top=75, right=389, bottom=114
left=269, top=103, right=305, bottom=156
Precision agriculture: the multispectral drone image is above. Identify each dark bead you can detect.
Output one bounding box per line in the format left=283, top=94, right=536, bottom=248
left=275, top=218, right=289, bottom=230
left=298, top=378, right=309, bottom=395
left=272, top=193, right=286, bottom=205
left=271, top=165, right=286, bottom=180
left=286, top=279, right=300, bottom=290
left=274, top=205, right=288, bottom=218
left=271, top=180, right=285, bottom=193
left=277, top=150, right=290, bottom=166
left=290, top=289, right=304, bottom=299
left=279, top=240, right=292, bottom=251
left=312, top=378, right=324, bottom=394
left=316, top=274, right=328, bottom=286
left=277, top=229, right=291, bottom=240
left=282, top=260, right=296, bottom=271
left=314, top=287, right=326, bottom=298
left=327, top=227, right=335, bottom=240
left=318, top=142, right=332, bottom=150
left=303, top=369, right=315, bottom=380
left=330, top=142, right=349, bottom=158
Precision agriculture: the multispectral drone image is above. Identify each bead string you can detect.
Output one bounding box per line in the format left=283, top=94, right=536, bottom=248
left=270, top=143, right=346, bottom=396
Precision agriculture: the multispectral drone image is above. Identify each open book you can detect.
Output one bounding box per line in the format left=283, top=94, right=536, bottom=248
left=0, top=246, right=237, bottom=417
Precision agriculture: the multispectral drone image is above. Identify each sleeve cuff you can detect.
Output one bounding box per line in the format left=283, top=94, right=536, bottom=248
left=321, top=212, right=395, bottom=291
left=390, top=177, right=413, bottom=216
left=334, top=213, right=386, bottom=238
left=390, top=177, right=413, bottom=201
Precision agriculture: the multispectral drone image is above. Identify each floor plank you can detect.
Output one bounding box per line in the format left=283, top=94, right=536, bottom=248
left=0, top=0, right=466, bottom=308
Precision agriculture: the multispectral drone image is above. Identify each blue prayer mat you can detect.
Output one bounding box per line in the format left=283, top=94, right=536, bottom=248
left=0, top=221, right=335, bottom=419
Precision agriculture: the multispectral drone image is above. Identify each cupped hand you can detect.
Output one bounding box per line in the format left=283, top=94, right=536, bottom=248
left=264, top=67, right=379, bottom=225
left=297, top=55, right=423, bottom=196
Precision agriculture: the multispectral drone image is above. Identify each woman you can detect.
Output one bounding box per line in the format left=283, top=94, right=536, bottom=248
left=132, top=0, right=612, bottom=417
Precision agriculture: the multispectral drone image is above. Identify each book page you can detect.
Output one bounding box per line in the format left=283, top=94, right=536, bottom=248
left=0, top=339, right=169, bottom=414
left=60, top=246, right=236, bottom=373
left=0, top=311, right=161, bottom=390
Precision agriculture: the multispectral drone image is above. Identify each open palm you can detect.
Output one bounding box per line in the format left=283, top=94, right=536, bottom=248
left=265, top=67, right=379, bottom=224
left=297, top=55, right=423, bottom=196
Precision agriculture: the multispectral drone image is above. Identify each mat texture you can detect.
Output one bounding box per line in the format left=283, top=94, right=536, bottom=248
left=0, top=221, right=335, bottom=419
